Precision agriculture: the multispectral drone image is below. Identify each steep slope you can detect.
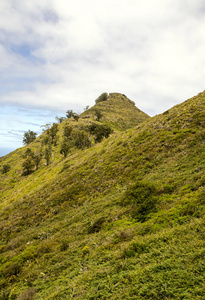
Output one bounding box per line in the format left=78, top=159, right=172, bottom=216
left=0, top=93, right=149, bottom=208
left=0, top=92, right=204, bottom=299
left=81, top=93, right=149, bottom=130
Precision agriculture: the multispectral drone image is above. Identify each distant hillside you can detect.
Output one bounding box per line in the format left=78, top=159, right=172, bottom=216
left=0, top=91, right=204, bottom=299
left=81, top=93, right=150, bottom=130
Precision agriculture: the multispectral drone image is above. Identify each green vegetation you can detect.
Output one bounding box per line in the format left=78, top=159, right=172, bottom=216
left=66, top=110, right=80, bottom=121
left=49, top=123, right=59, bottom=145
left=1, top=163, right=11, bottom=174
left=121, top=181, right=158, bottom=221
left=83, top=93, right=149, bottom=130
left=95, top=92, right=108, bottom=103
left=88, top=123, right=113, bottom=143
left=44, top=144, right=52, bottom=165
left=23, top=130, right=37, bottom=145
left=94, top=109, right=103, bottom=121
left=55, top=116, right=66, bottom=123
left=22, top=157, right=35, bottom=175
left=0, top=92, right=205, bottom=299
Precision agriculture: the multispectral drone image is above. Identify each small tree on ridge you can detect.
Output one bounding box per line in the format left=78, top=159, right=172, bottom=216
left=23, top=130, right=37, bottom=145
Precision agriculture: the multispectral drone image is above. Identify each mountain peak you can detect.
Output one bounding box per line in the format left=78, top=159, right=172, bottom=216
left=81, top=92, right=150, bottom=130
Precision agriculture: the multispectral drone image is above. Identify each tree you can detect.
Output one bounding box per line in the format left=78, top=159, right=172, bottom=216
left=73, top=130, right=91, bottom=149
left=73, top=113, right=80, bottom=122
left=66, top=110, right=75, bottom=118
left=33, top=151, right=43, bottom=170
left=63, top=125, right=73, bottom=138
left=60, top=139, right=72, bottom=158
left=50, top=123, right=58, bottom=145
left=23, top=130, right=37, bottom=145
left=24, top=148, right=33, bottom=158
left=94, top=109, right=103, bottom=121
left=44, top=144, right=52, bottom=165
left=23, top=147, right=43, bottom=170
left=55, top=116, right=66, bottom=123
left=84, top=105, right=89, bottom=111
left=95, top=92, right=108, bottom=104
left=22, top=147, right=43, bottom=171
left=60, top=127, right=91, bottom=157
left=66, top=110, right=80, bottom=121
left=41, top=124, right=51, bottom=146
left=41, top=135, right=50, bottom=146
left=60, top=126, right=73, bottom=158
left=22, top=157, right=35, bottom=175
left=41, top=124, right=51, bottom=133
left=88, top=124, right=112, bottom=143
left=41, top=123, right=58, bottom=145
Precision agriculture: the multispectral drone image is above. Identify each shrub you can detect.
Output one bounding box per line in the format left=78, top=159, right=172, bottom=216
left=66, top=110, right=79, bottom=121
left=60, top=240, right=69, bottom=251
left=121, top=241, right=149, bottom=258
left=41, top=135, right=50, bottom=145
left=24, top=148, right=33, bottom=158
left=60, top=129, right=91, bottom=156
left=95, top=92, right=108, bottom=104
left=1, top=164, right=11, bottom=174
left=3, top=262, right=21, bottom=278
left=88, top=124, right=112, bottom=143
left=37, top=241, right=52, bottom=257
left=114, top=229, right=133, bottom=243
left=122, top=181, right=158, bottom=222
left=94, top=109, right=103, bottom=121
left=60, top=139, right=72, bottom=157
left=162, top=183, right=176, bottom=194
left=63, top=125, right=73, bottom=138
left=88, top=217, right=106, bottom=233
left=22, top=157, right=35, bottom=175
left=73, top=130, right=91, bottom=149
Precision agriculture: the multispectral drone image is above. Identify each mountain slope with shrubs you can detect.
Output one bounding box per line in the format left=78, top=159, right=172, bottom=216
left=81, top=93, right=149, bottom=130
left=0, top=92, right=204, bottom=299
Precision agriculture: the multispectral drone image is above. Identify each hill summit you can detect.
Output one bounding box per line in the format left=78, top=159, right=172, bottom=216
left=0, top=91, right=204, bottom=299
left=81, top=92, right=150, bottom=130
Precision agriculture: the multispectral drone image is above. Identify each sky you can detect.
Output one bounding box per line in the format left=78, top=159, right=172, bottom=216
left=1, top=0, right=205, bottom=156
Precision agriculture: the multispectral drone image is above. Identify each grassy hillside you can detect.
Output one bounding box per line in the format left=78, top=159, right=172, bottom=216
left=81, top=93, right=149, bottom=130
left=0, top=92, right=204, bottom=299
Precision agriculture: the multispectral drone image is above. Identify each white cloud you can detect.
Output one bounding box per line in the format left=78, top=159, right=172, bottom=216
left=1, top=0, right=205, bottom=143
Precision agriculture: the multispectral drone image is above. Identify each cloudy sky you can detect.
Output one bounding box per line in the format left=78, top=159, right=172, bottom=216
left=1, top=0, right=205, bottom=156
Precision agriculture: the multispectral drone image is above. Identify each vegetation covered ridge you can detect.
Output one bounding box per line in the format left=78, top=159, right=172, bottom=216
left=0, top=91, right=204, bottom=299
left=81, top=92, right=150, bottom=130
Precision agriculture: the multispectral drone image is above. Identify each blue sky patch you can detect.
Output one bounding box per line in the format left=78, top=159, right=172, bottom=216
left=11, top=44, right=33, bottom=58
left=9, top=43, right=46, bottom=64
left=43, top=10, right=59, bottom=24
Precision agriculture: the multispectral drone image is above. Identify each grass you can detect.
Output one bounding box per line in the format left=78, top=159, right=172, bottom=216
left=0, top=92, right=205, bottom=299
